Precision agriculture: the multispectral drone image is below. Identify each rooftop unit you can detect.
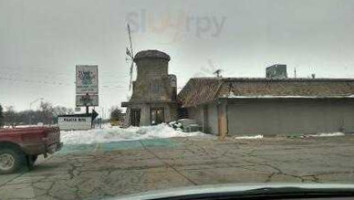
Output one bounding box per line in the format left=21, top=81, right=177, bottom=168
left=266, top=64, right=288, bottom=79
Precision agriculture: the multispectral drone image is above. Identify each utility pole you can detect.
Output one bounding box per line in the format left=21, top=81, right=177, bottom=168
left=83, top=93, right=90, bottom=114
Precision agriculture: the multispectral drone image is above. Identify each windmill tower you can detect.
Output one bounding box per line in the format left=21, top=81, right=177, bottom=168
left=121, top=49, right=178, bottom=127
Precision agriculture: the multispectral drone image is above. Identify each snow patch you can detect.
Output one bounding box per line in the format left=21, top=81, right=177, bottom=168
left=61, top=123, right=207, bottom=145
left=306, top=132, right=345, bottom=137
left=224, top=94, right=354, bottom=99
left=3, top=125, right=48, bottom=128
left=234, top=135, right=263, bottom=140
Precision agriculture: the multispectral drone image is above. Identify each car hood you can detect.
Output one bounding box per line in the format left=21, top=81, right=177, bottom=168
left=111, top=183, right=354, bottom=200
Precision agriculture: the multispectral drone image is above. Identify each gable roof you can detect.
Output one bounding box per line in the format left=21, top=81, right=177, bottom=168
left=178, top=77, right=354, bottom=107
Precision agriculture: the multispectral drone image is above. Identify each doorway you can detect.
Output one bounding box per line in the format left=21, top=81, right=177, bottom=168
left=150, top=108, right=165, bottom=125
left=130, top=109, right=141, bottom=126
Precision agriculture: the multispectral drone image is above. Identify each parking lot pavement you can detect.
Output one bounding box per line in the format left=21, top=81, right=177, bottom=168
left=1, top=135, right=354, bottom=200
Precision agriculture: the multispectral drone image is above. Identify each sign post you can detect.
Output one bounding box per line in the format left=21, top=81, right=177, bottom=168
left=57, top=66, right=99, bottom=130
left=75, top=65, right=99, bottom=127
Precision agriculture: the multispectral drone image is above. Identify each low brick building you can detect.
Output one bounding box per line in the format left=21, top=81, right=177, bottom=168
left=178, top=77, right=354, bottom=136
left=122, top=50, right=178, bottom=126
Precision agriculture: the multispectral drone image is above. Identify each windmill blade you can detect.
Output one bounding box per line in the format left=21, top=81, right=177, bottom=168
left=127, top=24, right=134, bottom=56
left=126, top=47, right=131, bottom=57
left=129, top=61, right=134, bottom=90
left=127, top=23, right=135, bottom=91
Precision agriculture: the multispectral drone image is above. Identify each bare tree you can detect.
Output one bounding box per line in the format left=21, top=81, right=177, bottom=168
left=0, top=104, right=3, bottom=127
left=40, top=101, right=54, bottom=124
left=52, top=106, right=74, bottom=117
left=4, top=106, right=17, bottom=127
left=2, top=103, right=74, bottom=126
left=110, top=106, right=124, bottom=122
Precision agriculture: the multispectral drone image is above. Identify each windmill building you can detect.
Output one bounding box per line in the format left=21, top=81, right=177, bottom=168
left=122, top=50, right=178, bottom=126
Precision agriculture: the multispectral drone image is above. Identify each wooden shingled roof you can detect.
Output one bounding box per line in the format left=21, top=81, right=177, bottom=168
left=178, top=78, right=222, bottom=108
left=178, top=77, right=354, bottom=108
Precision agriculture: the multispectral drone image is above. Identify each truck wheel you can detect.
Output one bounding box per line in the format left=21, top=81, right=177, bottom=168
left=27, top=155, right=38, bottom=170
left=0, top=148, right=26, bottom=174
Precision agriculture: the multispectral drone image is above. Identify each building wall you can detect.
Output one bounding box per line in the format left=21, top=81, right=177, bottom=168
left=227, top=99, right=354, bottom=136
left=207, top=103, right=218, bottom=134
left=168, top=104, right=178, bottom=122
left=132, top=76, right=176, bottom=102
left=132, top=58, right=172, bottom=102
left=128, top=103, right=177, bottom=126
left=186, top=99, right=354, bottom=136
left=187, top=107, right=203, bottom=126
left=136, top=59, right=168, bottom=79
left=186, top=103, right=219, bottom=135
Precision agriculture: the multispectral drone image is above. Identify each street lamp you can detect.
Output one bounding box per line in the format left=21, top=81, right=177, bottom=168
left=29, top=98, right=43, bottom=125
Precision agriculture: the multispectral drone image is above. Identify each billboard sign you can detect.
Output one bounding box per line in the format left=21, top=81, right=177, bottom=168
left=76, top=65, right=98, bottom=94
left=58, top=115, right=92, bottom=130
left=76, top=94, right=99, bottom=107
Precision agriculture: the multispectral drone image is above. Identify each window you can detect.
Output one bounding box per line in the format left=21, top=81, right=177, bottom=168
left=150, top=107, right=164, bottom=125
left=151, top=82, right=160, bottom=93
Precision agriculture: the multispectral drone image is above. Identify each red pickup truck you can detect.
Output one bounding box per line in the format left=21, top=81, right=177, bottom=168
left=0, top=127, right=63, bottom=174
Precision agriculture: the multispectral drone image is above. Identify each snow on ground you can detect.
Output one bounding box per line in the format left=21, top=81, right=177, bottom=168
left=61, top=123, right=207, bottom=145
left=305, top=132, right=345, bottom=137
left=224, top=92, right=354, bottom=99
left=232, top=132, right=345, bottom=139
left=234, top=135, right=264, bottom=139
left=2, top=125, right=48, bottom=128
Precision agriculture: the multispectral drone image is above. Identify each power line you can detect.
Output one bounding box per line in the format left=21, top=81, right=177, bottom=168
left=0, top=75, right=127, bottom=86
left=0, top=76, right=126, bottom=89
left=1, top=66, right=131, bottom=78
left=0, top=70, right=130, bottom=81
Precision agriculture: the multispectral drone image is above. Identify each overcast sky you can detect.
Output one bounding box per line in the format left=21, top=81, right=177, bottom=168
left=1, top=0, right=354, bottom=114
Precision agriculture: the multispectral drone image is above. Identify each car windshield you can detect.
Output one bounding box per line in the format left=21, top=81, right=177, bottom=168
left=1, top=0, right=354, bottom=199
